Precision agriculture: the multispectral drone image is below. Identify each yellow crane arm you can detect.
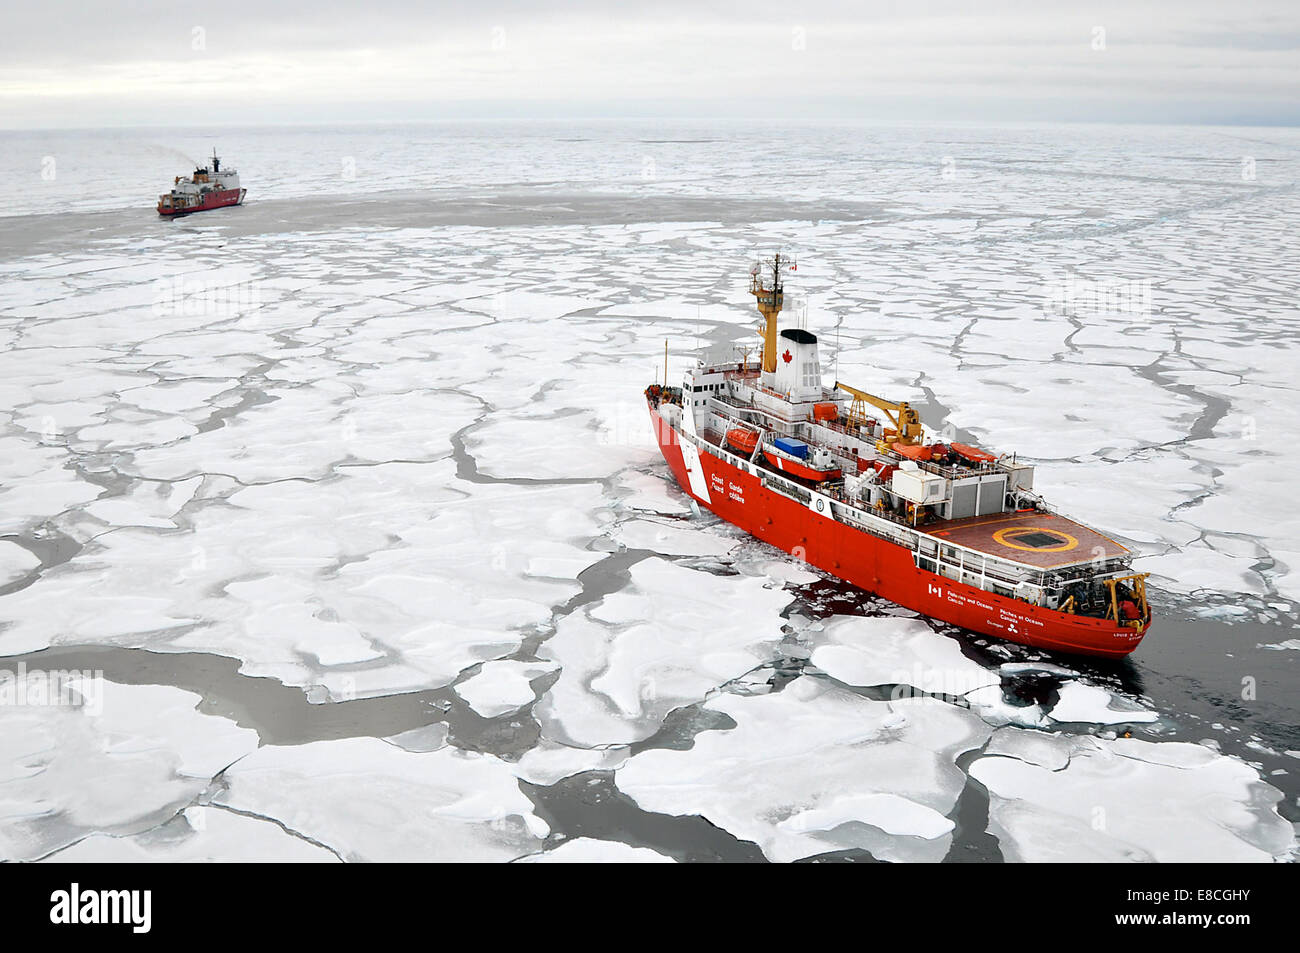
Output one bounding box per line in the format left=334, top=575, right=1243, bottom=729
left=833, top=380, right=925, bottom=444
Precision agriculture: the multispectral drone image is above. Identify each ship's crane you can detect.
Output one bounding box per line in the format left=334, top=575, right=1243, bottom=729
left=833, top=381, right=924, bottom=445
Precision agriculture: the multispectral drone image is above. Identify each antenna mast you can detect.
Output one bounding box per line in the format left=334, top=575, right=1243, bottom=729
left=749, top=251, right=797, bottom=374
left=834, top=317, right=840, bottom=381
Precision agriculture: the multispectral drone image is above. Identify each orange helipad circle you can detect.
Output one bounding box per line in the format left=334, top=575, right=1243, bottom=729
left=992, top=526, right=1080, bottom=553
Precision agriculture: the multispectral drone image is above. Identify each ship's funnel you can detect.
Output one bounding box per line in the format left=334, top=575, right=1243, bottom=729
left=773, top=328, right=822, bottom=400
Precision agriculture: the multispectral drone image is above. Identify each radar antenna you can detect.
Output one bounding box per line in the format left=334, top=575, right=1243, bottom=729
left=749, top=251, right=797, bottom=374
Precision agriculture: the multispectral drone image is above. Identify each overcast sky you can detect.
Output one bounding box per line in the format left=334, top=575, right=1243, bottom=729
left=2, top=1, right=1298, bottom=128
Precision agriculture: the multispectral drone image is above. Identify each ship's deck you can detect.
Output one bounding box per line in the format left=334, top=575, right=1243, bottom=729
left=926, top=510, right=1128, bottom=569
left=699, top=428, right=1126, bottom=570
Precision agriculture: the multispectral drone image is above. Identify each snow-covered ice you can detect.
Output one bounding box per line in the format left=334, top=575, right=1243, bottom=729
left=215, top=737, right=549, bottom=862
left=971, top=735, right=1294, bottom=862
left=454, top=660, right=558, bottom=718
left=612, top=517, right=738, bottom=557
left=615, top=676, right=991, bottom=862
left=517, top=837, right=675, bottom=863
left=536, top=557, right=792, bottom=746
left=1048, top=681, right=1160, bottom=726
left=0, top=459, right=607, bottom=699
left=809, top=615, right=1001, bottom=698
left=0, top=679, right=258, bottom=861
left=0, top=540, right=40, bottom=586
left=44, top=807, right=340, bottom=863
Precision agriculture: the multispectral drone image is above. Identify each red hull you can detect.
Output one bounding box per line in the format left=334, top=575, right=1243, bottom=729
left=158, top=188, right=245, bottom=217
left=761, top=449, right=842, bottom=483
left=650, top=405, right=1148, bottom=658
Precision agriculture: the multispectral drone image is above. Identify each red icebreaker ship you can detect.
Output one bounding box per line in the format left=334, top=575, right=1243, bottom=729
left=645, top=253, right=1152, bottom=658
left=157, top=150, right=246, bottom=217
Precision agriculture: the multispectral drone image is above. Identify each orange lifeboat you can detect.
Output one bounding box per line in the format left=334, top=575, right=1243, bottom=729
left=951, top=442, right=998, bottom=463
left=725, top=427, right=759, bottom=455
left=893, top=443, right=936, bottom=461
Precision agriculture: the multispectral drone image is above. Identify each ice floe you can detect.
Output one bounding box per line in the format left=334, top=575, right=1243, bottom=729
left=1048, top=681, right=1159, bottom=726
left=216, top=737, right=548, bottom=862
left=615, top=676, right=991, bottom=862
left=808, top=615, right=1000, bottom=698
left=517, top=837, right=675, bottom=863
left=0, top=540, right=40, bottom=587
left=83, top=476, right=203, bottom=530
left=508, top=739, right=629, bottom=785
left=984, top=727, right=1074, bottom=771
left=1261, top=638, right=1300, bottom=651
left=971, top=735, right=1295, bottom=862
left=611, top=517, right=738, bottom=557
left=0, top=459, right=607, bottom=699
left=44, top=806, right=340, bottom=863
left=0, top=679, right=258, bottom=862
left=536, top=557, right=792, bottom=746
left=454, top=660, right=557, bottom=718
left=613, top=469, right=692, bottom=516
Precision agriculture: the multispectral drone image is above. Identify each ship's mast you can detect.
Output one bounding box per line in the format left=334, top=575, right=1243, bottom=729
left=749, top=252, right=796, bottom=374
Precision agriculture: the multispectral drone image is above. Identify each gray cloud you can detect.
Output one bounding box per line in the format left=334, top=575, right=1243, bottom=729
left=2, top=1, right=1297, bottom=127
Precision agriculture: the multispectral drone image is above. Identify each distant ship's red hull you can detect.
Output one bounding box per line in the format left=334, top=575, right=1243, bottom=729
left=158, top=188, right=245, bottom=217
left=650, top=405, right=1148, bottom=658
